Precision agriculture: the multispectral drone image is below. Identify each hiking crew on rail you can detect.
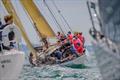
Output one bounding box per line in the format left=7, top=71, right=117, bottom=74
left=46, top=31, right=86, bottom=64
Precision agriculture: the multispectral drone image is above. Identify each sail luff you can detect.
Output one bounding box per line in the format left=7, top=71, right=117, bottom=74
left=20, top=0, right=55, bottom=38
left=2, top=0, right=37, bottom=57
left=21, top=5, right=42, bottom=43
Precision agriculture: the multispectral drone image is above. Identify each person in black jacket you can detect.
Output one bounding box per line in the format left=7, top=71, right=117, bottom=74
left=0, top=15, right=13, bottom=51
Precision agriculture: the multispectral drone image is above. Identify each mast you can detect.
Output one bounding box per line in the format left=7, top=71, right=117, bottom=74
left=2, top=0, right=37, bottom=58
left=86, top=1, right=96, bottom=31
left=20, top=0, right=55, bottom=39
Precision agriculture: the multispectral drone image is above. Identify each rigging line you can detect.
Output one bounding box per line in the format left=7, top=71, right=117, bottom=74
left=51, top=0, right=73, bottom=33
left=43, top=0, right=65, bottom=35
left=35, top=0, right=55, bottom=34
left=50, top=0, right=68, bottom=34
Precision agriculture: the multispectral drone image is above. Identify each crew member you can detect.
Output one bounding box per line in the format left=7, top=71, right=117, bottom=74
left=0, top=15, right=13, bottom=51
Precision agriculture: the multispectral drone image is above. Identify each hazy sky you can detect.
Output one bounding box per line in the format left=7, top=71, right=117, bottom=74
left=0, top=0, right=100, bottom=45
left=34, top=0, right=94, bottom=44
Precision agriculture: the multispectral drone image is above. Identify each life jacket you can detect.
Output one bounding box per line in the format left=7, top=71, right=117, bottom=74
left=77, top=34, right=84, bottom=44
left=72, top=39, right=79, bottom=50
left=77, top=46, right=84, bottom=55
left=73, top=38, right=84, bottom=55
left=76, top=38, right=83, bottom=47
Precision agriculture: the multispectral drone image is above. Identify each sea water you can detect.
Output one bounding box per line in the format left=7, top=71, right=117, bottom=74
left=18, top=45, right=102, bottom=80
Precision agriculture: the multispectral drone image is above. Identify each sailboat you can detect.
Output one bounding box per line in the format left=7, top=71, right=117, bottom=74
left=1, top=0, right=86, bottom=67
left=19, top=0, right=87, bottom=66
left=0, top=1, right=25, bottom=80
left=43, top=0, right=87, bottom=66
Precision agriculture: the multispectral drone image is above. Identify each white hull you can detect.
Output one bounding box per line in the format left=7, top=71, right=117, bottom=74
left=0, top=50, right=25, bottom=80
left=60, top=54, right=86, bottom=66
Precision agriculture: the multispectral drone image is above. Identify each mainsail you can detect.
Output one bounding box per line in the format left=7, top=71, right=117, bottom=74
left=2, top=0, right=37, bottom=57
left=20, top=0, right=55, bottom=38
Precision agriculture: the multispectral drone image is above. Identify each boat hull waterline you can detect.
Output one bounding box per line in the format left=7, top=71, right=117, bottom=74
left=60, top=54, right=86, bottom=66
